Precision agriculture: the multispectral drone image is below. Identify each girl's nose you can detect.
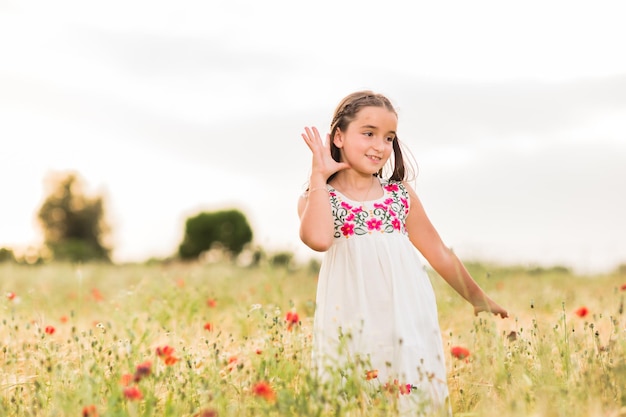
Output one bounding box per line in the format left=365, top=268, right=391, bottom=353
left=373, top=137, right=385, bottom=150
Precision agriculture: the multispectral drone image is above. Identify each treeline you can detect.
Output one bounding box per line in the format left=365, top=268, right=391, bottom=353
left=1, top=171, right=294, bottom=266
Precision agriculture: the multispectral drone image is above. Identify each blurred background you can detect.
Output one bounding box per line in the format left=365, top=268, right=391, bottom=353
left=1, top=0, right=625, bottom=273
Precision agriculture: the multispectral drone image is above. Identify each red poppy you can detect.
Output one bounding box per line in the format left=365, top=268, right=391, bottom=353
left=365, top=370, right=378, bottom=380
left=45, top=326, right=55, bottom=335
left=285, top=311, right=299, bottom=330
left=207, top=298, right=217, bottom=308
left=156, top=345, right=179, bottom=365
left=156, top=345, right=175, bottom=358
left=450, top=346, right=470, bottom=359
left=6, top=292, right=16, bottom=301
left=399, top=383, right=412, bottom=395
left=120, top=373, right=133, bottom=386
left=134, top=361, right=152, bottom=382
left=383, top=379, right=412, bottom=396
left=82, top=404, right=98, bottom=417
left=60, top=315, right=68, bottom=323
left=123, top=386, right=143, bottom=400
left=252, top=381, right=276, bottom=402
left=164, top=355, right=178, bottom=366
left=575, top=306, right=589, bottom=317
left=91, top=288, right=104, bottom=302
left=620, top=283, right=626, bottom=291
left=255, top=349, right=262, bottom=355
left=203, top=322, right=213, bottom=331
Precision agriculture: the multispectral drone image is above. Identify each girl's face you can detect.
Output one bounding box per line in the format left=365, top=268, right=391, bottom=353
left=333, top=106, right=397, bottom=175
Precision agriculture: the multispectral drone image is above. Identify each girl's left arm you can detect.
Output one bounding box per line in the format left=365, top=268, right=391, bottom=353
left=403, top=182, right=508, bottom=318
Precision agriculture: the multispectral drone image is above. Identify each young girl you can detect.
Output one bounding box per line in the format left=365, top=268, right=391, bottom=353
left=298, top=91, right=508, bottom=414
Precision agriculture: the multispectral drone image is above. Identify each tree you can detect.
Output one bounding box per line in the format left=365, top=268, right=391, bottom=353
left=0, top=247, right=15, bottom=263
left=37, top=172, right=111, bottom=262
left=178, top=209, right=253, bottom=260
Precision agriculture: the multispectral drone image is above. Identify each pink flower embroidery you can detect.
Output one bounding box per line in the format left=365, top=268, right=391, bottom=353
left=374, top=203, right=386, bottom=210
left=346, top=213, right=355, bottom=221
left=384, top=183, right=399, bottom=192
left=384, top=198, right=394, bottom=205
left=366, top=218, right=383, bottom=231
left=352, top=207, right=363, bottom=214
left=341, top=223, right=355, bottom=236
left=392, top=218, right=401, bottom=230
left=341, top=201, right=353, bottom=210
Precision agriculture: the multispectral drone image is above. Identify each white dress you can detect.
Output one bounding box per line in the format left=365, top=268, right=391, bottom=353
left=312, top=178, right=450, bottom=413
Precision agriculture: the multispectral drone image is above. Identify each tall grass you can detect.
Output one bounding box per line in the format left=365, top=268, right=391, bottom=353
left=0, top=261, right=624, bottom=416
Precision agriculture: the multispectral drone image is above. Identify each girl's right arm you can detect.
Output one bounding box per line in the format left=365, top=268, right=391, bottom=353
left=297, top=126, right=350, bottom=252
left=297, top=175, right=334, bottom=252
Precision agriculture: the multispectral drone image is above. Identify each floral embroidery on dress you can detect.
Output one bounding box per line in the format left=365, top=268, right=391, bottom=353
left=329, top=180, right=410, bottom=239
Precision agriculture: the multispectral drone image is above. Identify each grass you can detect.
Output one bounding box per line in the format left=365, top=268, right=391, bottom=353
left=0, top=260, right=625, bottom=416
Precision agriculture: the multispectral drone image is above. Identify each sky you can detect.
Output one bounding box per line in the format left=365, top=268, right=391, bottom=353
left=1, top=0, right=625, bottom=273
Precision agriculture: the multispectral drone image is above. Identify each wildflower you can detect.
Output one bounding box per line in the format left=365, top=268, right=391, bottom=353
left=575, top=306, right=589, bottom=317
left=204, top=322, right=213, bottom=331
left=285, top=311, right=299, bottom=330
left=620, top=283, right=626, bottom=291
left=120, top=373, right=133, bottom=386
left=164, top=355, right=178, bottom=365
left=365, top=369, right=379, bottom=380
left=82, top=404, right=98, bottom=417
left=133, top=361, right=152, bottom=382
left=255, top=349, right=262, bottom=355
left=252, top=381, right=276, bottom=402
left=450, top=346, right=470, bottom=359
left=156, top=345, right=175, bottom=358
left=399, top=383, right=412, bottom=395
left=44, top=325, right=55, bottom=335
left=6, top=292, right=16, bottom=301
left=91, top=288, right=104, bottom=302
left=207, top=298, right=217, bottom=308
left=383, top=379, right=412, bottom=397
left=156, top=345, right=179, bottom=365
left=123, top=385, right=143, bottom=401
left=60, top=315, right=69, bottom=323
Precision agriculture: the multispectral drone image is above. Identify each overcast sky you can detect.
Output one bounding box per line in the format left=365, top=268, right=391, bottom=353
left=1, top=0, right=625, bottom=273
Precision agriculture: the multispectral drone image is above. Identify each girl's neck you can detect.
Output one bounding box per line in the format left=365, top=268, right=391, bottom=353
left=331, top=172, right=380, bottom=202
left=332, top=171, right=374, bottom=189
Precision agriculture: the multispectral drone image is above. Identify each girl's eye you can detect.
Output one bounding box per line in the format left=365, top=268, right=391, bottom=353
left=364, top=132, right=373, bottom=137
left=386, top=136, right=395, bottom=142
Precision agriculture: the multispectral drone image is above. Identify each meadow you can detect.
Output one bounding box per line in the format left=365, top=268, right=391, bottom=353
left=1, top=260, right=625, bottom=416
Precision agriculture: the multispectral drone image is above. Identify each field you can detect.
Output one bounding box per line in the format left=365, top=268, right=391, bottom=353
left=1, top=260, right=625, bottom=416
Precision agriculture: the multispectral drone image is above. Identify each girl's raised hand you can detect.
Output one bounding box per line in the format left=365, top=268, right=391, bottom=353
left=301, top=126, right=350, bottom=180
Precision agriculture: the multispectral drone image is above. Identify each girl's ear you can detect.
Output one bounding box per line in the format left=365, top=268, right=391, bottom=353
left=333, top=130, right=344, bottom=148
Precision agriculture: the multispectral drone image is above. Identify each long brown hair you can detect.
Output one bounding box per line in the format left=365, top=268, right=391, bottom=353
left=329, top=91, right=414, bottom=182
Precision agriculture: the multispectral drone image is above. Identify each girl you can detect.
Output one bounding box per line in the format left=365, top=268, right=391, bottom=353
left=298, top=91, right=508, bottom=414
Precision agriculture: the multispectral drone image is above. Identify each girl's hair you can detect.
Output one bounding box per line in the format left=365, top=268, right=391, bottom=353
left=329, top=90, right=415, bottom=182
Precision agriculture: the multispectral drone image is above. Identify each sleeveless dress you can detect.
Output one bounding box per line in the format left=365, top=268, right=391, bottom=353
left=311, top=178, right=450, bottom=414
